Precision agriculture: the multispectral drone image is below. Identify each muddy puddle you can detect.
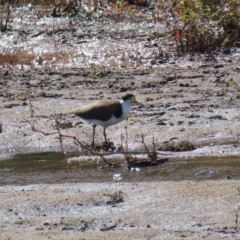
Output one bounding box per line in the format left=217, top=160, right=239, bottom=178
left=0, top=152, right=239, bottom=186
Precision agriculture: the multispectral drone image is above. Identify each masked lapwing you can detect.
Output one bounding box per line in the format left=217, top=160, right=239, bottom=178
left=69, top=93, right=136, bottom=146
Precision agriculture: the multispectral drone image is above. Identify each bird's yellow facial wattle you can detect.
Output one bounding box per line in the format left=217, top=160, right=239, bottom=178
left=130, top=95, right=136, bottom=104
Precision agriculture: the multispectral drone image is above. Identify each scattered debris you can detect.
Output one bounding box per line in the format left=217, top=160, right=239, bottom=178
left=105, top=191, right=124, bottom=205
left=130, top=167, right=140, bottom=172
left=113, top=174, right=122, bottom=181
left=158, top=140, right=195, bottom=152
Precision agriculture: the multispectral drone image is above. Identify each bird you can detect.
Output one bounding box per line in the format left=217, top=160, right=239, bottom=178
left=69, top=93, right=136, bottom=146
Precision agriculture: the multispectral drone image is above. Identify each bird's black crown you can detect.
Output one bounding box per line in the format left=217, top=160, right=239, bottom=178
left=122, top=93, right=135, bottom=101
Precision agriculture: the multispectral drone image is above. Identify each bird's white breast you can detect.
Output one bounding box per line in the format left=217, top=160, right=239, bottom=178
left=85, top=114, right=125, bottom=127
left=84, top=99, right=132, bottom=128
left=120, top=99, right=132, bottom=115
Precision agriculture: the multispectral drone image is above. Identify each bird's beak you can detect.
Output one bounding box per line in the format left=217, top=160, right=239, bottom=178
left=137, top=101, right=144, bottom=107
left=133, top=97, right=140, bottom=104
left=134, top=100, right=144, bottom=108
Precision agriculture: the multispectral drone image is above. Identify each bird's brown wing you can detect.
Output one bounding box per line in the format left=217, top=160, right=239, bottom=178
left=70, top=100, right=121, bottom=122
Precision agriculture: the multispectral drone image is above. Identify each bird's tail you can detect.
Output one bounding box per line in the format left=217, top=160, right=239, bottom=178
left=66, top=107, right=82, bottom=115
left=61, top=107, right=77, bottom=115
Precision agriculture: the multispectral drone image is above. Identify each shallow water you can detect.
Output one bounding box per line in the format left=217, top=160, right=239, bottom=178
left=0, top=152, right=240, bottom=186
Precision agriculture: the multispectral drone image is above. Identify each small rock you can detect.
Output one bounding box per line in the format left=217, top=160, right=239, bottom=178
left=214, top=64, right=224, bottom=68
left=76, top=221, right=88, bottom=232
left=177, top=121, right=184, bottom=125
left=157, top=120, right=167, bottom=125
left=62, top=226, right=75, bottom=231
left=14, top=219, right=25, bottom=225
left=35, top=227, right=44, bottom=230
left=100, top=224, right=117, bottom=231
left=120, top=87, right=128, bottom=92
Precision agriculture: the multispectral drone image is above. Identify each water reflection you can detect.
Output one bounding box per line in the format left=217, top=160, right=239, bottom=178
left=0, top=152, right=240, bottom=186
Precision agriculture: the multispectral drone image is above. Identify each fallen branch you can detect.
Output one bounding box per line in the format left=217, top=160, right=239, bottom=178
left=28, top=99, right=121, bottom=169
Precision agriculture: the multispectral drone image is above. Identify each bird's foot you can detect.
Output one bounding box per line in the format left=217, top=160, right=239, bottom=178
left=102, top=141, right=115, bottom=152
left=89, top=141, right=116, bottom=152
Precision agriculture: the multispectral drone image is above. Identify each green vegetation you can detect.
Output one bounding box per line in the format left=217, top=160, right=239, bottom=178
left=171, top=0, right=240, bottom=52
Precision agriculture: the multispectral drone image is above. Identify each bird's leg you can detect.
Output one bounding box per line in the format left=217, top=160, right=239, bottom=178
left=91, top=124, right=96, bottom=147
left=103, top=127, right=107, bottom=143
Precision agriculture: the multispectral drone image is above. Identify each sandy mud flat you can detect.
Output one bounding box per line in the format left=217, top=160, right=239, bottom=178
left=1, top=64, right=240, bottom=239
left=1, top=181, right=240, bottom=240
